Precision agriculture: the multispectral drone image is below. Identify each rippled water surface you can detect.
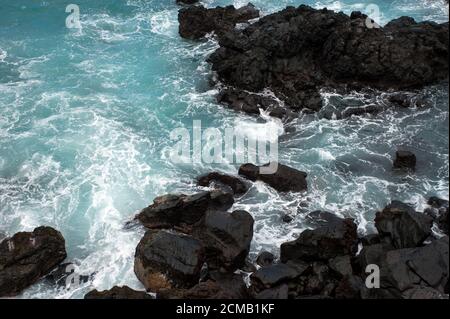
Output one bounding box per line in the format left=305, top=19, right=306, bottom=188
left=0, top=0, right=448, bottom=298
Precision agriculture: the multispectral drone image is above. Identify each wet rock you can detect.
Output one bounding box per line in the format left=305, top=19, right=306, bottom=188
left=197, top=172, right=249, bottom=195
left=427, top=196, right=449, bottom=234
left=255, top=284, right=289, bottom=299
left=84, top=286, right=153, bottom=299
left=335, top=275, right=363, bottom=299
left=176, top=0, right=199, bottom=5
left=134, top=230, right=205, bottom=292
left=251, top=261, right=309, bottom=291
left=280, top=216, right=357, bottom=263
left=208, top=5, right=448, bottom=115
left=158, top=272, right=249, bottom=299
left=402, top=286, right=449, bottom=299
left=0, top=233, right=5, bottom=242
left=0, top=226, right=67, bottom=297
left=380, top=236, right=449, bottom=293
left=256, top=251, right=275, bottom=267
left=282, top=215, right=293, bottom=223
left=375, top=201, right=433, bottom=249
left=45, top=262, right=91, bottom=287
left=328, top=255, right=353, bottom=278
left=178, top=4, right=260, bottom=40
left=193, top=210, right=254, bottom=271
left=393, top=150, right=416, bottom=170
left=360, top=233, right=381, bottom=246
left=137, top=191, right=233, bottom=231
left=307, top=211, right=344, bottom=227
left=238, top=162, right=307, bottom=192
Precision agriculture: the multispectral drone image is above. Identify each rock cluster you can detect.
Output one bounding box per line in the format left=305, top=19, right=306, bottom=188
left=179, top=4, right=449, bottom=116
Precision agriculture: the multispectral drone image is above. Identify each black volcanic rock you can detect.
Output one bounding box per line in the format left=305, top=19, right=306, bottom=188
left=280, top=216, right=357, bottom=263
left=84, top=286, right=153, bottom=299
left=0, top=227, right=67, bottom=297
left=197, top=171, right=249, bottom=195
left=375, top=201, right=433, bottom=249
left=393, top=150, right=417, bottom=170
left=238, top=162, right=307, bottom=192
left=178, top=4, right=259, bottom=40
left=256, top=251, right=275, bottom=267
left=193, top=210, right=254, bottom=271
left=206, top=5, right=448, bottom=115
left=251, top=261, right=309, bottom=290
left=427, top=196, right=449, bottom=234
left=136, top=191, right=233, bottom=231
left=134, top=230, right=205, bottom=292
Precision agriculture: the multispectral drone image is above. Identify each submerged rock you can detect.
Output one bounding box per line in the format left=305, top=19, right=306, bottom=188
left=134, top=230, right=205, bottom=292
left=178, top=4, right=259, bottom=40
left=280, top=216, right=357, bottom=263
left=375, top=201, right=433, bottom=249
left=0, top=227, right=67, bottom=297
left=136, top=191, right=233, bottom=231
left=206, top=5, right=448, bottom=115
left=84, top=286, right=153, bottom=299
left=393, top=150, right=417, bottom=170
left=197, top=171, right=249, bottom=195
left=238, top=162, right=307, bottom=192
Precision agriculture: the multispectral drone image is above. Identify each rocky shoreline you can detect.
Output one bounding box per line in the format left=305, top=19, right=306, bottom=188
left=0, top=2, right=448, bottom=299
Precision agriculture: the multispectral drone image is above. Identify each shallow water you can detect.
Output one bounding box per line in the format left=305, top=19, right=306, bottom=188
left=0, top=0, right=448, bottom=298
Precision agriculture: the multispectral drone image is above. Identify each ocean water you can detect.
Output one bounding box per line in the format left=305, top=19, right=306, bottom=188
left=0, top=0, right=448, bottom=298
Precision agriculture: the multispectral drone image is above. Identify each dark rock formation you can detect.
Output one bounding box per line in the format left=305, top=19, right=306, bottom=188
left=176, top=0, right=199, bottom=5
left=251, top=261, right=309, bottom=291
left=426, top=196, right=449, bottom=234
left=375, top=201, right=433, bottom=249
left=205, top=5, right=448, bottom=115
left=197, top=172, right=249, bottom=195
left=136, top=191, right=233, bottom=231
left=238, top=162, right=307, bottom=192
left=393, top=150, right=417, bottom=170
left=280, top=216, right=357, bottom=263
left=84, top=286, right=153, bottom=299
left=0, top=227, right=67, bottom=297
left=178, top=4, right=260, bottom=40
left=134, top=230, right=205, bottom=292
left=256, top=251, right=275, bottom=267
left=193, top=210, right=254, bottom=271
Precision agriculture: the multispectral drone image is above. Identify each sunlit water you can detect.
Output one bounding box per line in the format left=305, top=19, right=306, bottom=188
left=0, top=0, right=448, bottom=298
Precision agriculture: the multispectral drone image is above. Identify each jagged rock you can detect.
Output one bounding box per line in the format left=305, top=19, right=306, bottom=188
left=255, top=284, right=289, bottom=299
left=335, top=275, right=363, bottom=299
left=134, top=230, right=205, bottom=292
left=282, top=215, right=293, bottom=223
left=84, top=286, right=153, bottom=299
left=380, top=236, right=449, bottom=293
left=251, top=261, right=309, bottom=291
left=393, top=150, right=416, bottom=170
left=0, top=233, right=5, bottom=242
left=197, top=172, right=249, bottom=195
left=207, top=5, right=448, bottom=115
left=176, top=0, right=198, bottom=5
left=402, top=286, right=449, bottom=299
left=238, top=162, right=307, bottom=192
left=427, top=196, right=449, bottom=234
left=375, top=201, right=433, bottom=249
left=360, top=234, right=381, bottom=246
left=178, top=4, right=260, bottom=40
left=256, top=251, right=275, bottom=267
left=328, top=255, right=353, bottom=278
left=0, top=226, right=67, bottom=297
left=280, top=216, right=357, bottom=263
left=193, top=210, right=254, bottom=271
left=158, top=272, right=249, bottom=299
left=306, top=211, right=344, bottom=227
left=136, top=191, right=233, bottom=231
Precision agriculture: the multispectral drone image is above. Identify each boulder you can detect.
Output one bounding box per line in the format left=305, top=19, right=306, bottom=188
left=207, top=5, right=448, bottom=115
left=84, top=286, right=153, bottom=299
left=178, top=4, right=260, bottom=40
left=280, top=216, right=357, bottom=263
left=255, top=284, right=289, bottom=299
left=427, top=196, right=449, bottom=235
left=0, top=226, right=67, bottom=297
left=328, top=255, right=353, bottom=278
left=134, top=230, right=205, bottom=292
left=335, top=275, right=363, bottom=299
left=197, top=172, right=249, bottom=195
left=193, top=210, right=254, bottom=270
left=256, top=251, right=275, bottom=267
left=393, top=150, right=416, bottom=170
left=137, top=191, right=233, bottom=230
left=251, top=261, right=309, bottom=291
left=375, top=201, right=433, bottom=249
left=238, top=162, right=307, bottom=192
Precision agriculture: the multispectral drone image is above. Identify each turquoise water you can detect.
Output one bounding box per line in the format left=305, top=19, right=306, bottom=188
left=0, top=0, right=448, bottom=298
